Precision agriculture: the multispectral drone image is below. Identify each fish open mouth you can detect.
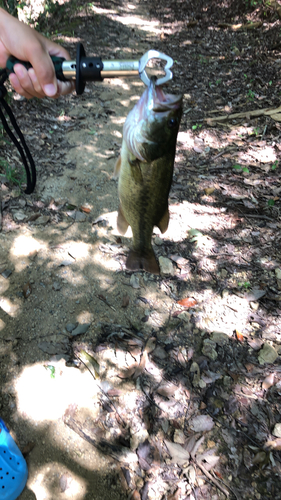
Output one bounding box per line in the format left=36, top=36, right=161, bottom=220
left=149, top=76, right=182, bottom=113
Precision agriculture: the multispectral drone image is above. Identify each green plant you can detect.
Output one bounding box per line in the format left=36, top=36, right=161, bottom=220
left=192, top=123, right=202, bottom=131
left=238, top=281, right=251, bottom=290
left=247, top=89, right=255, bottom=101
left=272, top=160, right=278, bottom=170
left=0, top=0, right=19, bottom=16
left=268, top=199, right=275, bottom=207
left=0, top=159, right=25, bottom=188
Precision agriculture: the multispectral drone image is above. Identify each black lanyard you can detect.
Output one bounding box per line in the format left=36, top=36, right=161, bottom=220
left=0, top=69, right=36, bottom=194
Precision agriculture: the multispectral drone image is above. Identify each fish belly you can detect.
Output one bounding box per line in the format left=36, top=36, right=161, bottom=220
left=117, top=141, right=174, bottom=273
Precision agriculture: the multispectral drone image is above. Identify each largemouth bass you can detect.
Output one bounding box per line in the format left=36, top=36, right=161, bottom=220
left=115, top=76, right=182, bottom=274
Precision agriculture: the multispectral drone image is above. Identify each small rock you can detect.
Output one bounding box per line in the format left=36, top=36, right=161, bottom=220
left=272, top=423, right=281, bottom=438
left=250, top=301, right=259, bottom=311
left=1, top=269, right=12, bottom=279
left=178, top=311, right=191, bottom=322
left=154, top=236, right=163, bottom=245
left=130, top=274, right=140, bottom=289
left=190, top=362, right=200, bottom=387
left=159, top=256, right=174, bottom=275
left=52, top=281, right=61, bottom=291
left=13, top=210, right=26, bottom=222
left=221, top=268, right=228, bottom=278
left=153, top=346, right=168, bottom=359
left=99, top=91, right=115, bottom=101
left=223, top=375, right=232, bottom=388
left=59, top=260, right=73, bottom=267
left=202, top=339, right=217, bottom=360
left=60, top=473, right=72, bottom=493
left=38, top=342, right=67, bottom=355
left=275, top=268, right=281, bottom=280
left=32, top=215, right=50, bottom=226
left=258, top=343, right=278, bottom=365
left=66, top=323, right=77, bottom=333
left=75, top=211, right=86, bottom=222
left=70, top=323, right=91, bottom=336
left=211, top=331, right=230, bottom=346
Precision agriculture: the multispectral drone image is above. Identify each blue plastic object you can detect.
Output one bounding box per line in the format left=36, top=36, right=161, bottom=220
left=0, top=419, right=28, bottom=499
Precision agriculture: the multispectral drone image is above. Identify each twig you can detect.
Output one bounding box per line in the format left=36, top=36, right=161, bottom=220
left=97, top=294, right=116, bottom=311
left=195, top=461, right=230, bottom=497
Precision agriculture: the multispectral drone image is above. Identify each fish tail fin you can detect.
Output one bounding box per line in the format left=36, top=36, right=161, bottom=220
left=126, top=249, right=160, bottom=275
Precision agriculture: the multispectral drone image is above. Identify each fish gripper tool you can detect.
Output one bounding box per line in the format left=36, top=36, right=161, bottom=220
left=6, top=43, right=174, bottom=94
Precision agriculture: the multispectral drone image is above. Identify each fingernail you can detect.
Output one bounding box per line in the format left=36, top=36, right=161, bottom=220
left=43, top=83, right=57, bottom=96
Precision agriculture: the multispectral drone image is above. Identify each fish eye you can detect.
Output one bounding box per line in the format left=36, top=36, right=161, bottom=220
left=168, top=118, right=177, bottom=128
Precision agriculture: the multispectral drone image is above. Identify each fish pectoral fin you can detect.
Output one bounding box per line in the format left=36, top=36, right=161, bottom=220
left=117, top=205, right=129, bottom=235
left=157, top=208, right=169, bottom=234
left=128, top=157, right=143, bottom=184
left=113, top=156, right=121, bottom=179
left=126, top=249, right=160, bottom=275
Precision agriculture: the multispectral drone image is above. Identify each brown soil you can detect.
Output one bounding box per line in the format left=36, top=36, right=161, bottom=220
left=1, top=1, right=281, bottom=499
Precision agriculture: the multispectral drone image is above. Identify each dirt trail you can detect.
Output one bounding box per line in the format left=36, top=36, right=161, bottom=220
left=1, top=1, right=281, bottom=499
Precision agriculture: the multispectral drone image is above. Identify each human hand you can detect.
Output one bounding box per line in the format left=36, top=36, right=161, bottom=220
left=0, top=8, right=75, bottom=99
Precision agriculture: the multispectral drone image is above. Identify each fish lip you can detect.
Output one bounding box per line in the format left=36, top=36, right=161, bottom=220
left=147, top=77, right=182, bottom=112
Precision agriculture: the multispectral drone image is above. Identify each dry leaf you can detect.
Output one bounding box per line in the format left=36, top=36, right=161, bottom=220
left=204, top=187, right=215, bottom=195
left=79, top=350, right=100, bottom=379
left=121, top=295, right=130, bottom=308
left=244, top=362, right=255, bottom=372
left=131, top=491, right=141, bottom=500
left=264, top=438, right=281, bottom=451
left=80, top=206, right=91, bottom=213
left=196, top=449, right=220, bottom=470
left=236, top=330, right=244, bottom=342
left=189, top=415, right=214, bottom=432
left=23, top=282, right=32, bottom=298
left=22, top=441, right=35, bottom=457
left=190, top=436, right=205, bottom=458
left=157, top=382, right=178, bottom=398
left=262, top=373, right=275, bottom=390
left=164, top=440, right=190, bottom=465
left=214, top=470, right=223, bottom=479
left=177, top=297, right=197, bottom=308
left=247, top=338, right=263, bottom=350
left=119, top=365, right=138, bottom=379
